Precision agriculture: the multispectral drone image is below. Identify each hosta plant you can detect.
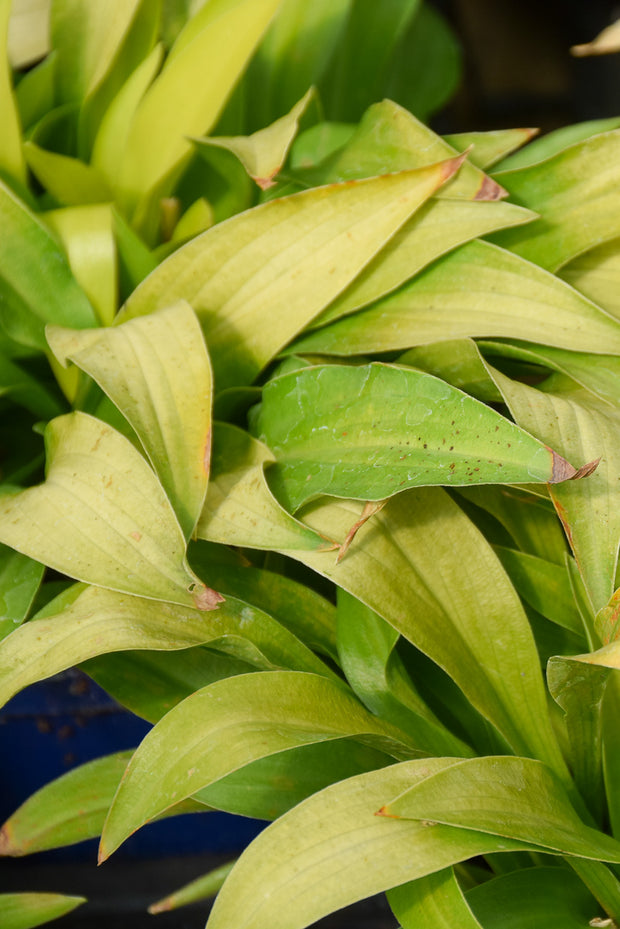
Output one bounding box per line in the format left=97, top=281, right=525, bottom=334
left=4, top=18, right=620, bottom=929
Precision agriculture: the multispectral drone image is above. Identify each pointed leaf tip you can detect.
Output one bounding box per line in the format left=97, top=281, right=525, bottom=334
left=549, top=450, right=600, bottom=483
left=474, top=173, right=508, bottom=201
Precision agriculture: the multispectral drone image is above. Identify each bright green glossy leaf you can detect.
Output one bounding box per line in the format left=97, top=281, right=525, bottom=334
left=44, top=204, right=117, bottom=326
left=0, top=0, right=26, bottom=191
left=14, top=53, right=55, bottom=132
left=313, top=199, right=534, bottom=327
left=48, top=302, right=212, bottom=539
left=493, top=546, right=583, bottom=635
left=388, top=869, right=483, bottom=929
left=0, top=180, right=97, bottom=350
left=0, top=351, right=63, bottom=419
left=337, top=590, right=472, bottom=757
left=466, top=867, right=600, bottom=929
left=205, top=759, right=543, bottom=929
left=495, top=117, right=620, bottom=171
left=0, top=544, right=44, bottom=642
left=305, top=100, right=506, bottom=201
left=444, top=127, right=538, bottom=170
left=490, top=369, right=620, bottom=614
left=256, top=362, right=584, bottom=511
left=149, top=861, right=235, bottom=914
left=116, top=0, right=282, bottom=233
left=193, top=88, right=313, bottom=190
left=0, top=893, right=85, bottom=929
left=122, top=158, right=467, bottom=389
left=0, top=751, right=209, bottom=856
left=290, top=121, right=356, bottom=170
left=287, top=490, right=569, bottom=777
left=493, top=130, right=620, bottom=271
left=112, top=206, right=157, bottom=295
left=23, top=142, right=111, bottom=205
left=382, top=755, right=620, bottom=861
left=603, top=675, right=620, bottom=838
left=0, top=412, right=217, bottom=609
left=197, top=423, right=334, bottom=552
left=561, top=237, right=620, bottom=321
left=190, top=541, right=338, bottom=660
left=398, top=338, right=502, bottom=403
left=99, top=670, right=416, bottom=860
left=171, top=197, right=213, bottom=243
left=0, top=577, right=338, bottom=709
left=91, top=42, right=164, bottom=192
left=292, top=240, right=620, bottom=357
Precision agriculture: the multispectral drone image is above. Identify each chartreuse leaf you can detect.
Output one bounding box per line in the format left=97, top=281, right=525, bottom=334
left=560, top=237, right=620, bottom=321
left=196, top=423, right=334, bottom=552
left=306, top=100, right=505, bottom=201
left=0, top=0, right=26, bottom=192
left=337, top=591, right=472, bottom=757
left=0, top=893, right=85, bottom=929
left=490, top=369, right=620, bottom=615
left=286, top=491, right=570, bottom=779
left=117, top=0, right=282, bottom=235
left=44, top=204, right=117, bottom=326
left=387, top=869, right=483, bottom=929
left=204, top=759, right=544, bottom=929
left=23, top=142, right=111, bottom=205
left=493, top=130, right=620, bottom=271
left=444, top=128, right=538, bottom=170
left=91, top=42, right=164, bottom=191
left=0, top=579, right=338, bottom=709
left=292, top=240, right=620, bottom=357
left=398, top=338, right=504, bottom=404
left=0, top=751, right=208, bottom=857
left=465, top=867, right=600, bottom=929
left=0, top=545, right=44, bottom=642
left=50, top=0, right=143, bottom=105
left=0, top=180, right=97, bottom=351
left=149, top=861, right=235, bottom=914
left=495, top=116, right=620, bottom=171
left=122, top=157, right=467, bottom=389
left=7, top=0, right=50, bottom=70
left=603, top=674, right=620, bottom=838
left=48, top=302, right=212, bottom=539
left=193, top=88, right=313, bottom=190
left=313, top=199, right=534, bottom=328
left=381, top=755, right=620, bottom=861
left=99, top=670, right=416, bottom=860
left=0, top=412, right=218, bottom=609
left=256, top=362, right=584, bottom=511
left=480, top=338, right=620, bottom=408
left=189, top=541, right=338, bottom=660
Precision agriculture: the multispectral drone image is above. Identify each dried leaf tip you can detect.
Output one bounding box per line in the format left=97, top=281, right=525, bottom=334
left=0, top=825, right=16, bottom=857
left=192, top=585, right=225, bottom=611
left=474, top=173, right=508, bottom=201
left=549, top=450, right=600, bottom=484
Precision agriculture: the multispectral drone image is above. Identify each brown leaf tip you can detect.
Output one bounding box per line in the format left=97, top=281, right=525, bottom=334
left=474, top=174, right=508, bottom=201
left=374, top=806, right=396, bottom=819
left=0, top=825, right=17, bottom=857
left=549, top=450, right=600, bottom=484
left=192, top=585, right=225, bottom=611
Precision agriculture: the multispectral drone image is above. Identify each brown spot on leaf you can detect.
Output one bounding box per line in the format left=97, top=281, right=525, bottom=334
left=129, top=531, right=142, bottom=542
left=192, top=585, right=225, bottom=611
left=203, top=428, right=212, bottom=477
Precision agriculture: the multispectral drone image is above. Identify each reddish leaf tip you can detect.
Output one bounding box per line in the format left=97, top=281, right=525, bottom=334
left=374, top=806, right=399, bottom=819
left=474, top=174, right=509, bottom=201
left=0, top=825, right=16, bottom=857
left=147, top=900, right=170, bottom=914
left=253, top=174, right=278, bottom=191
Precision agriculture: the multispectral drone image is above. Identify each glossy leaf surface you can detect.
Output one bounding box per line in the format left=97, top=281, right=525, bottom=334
left=387, top=869, right=483, bottom=929
left=0, top=893, right=85, bottom=929
left=256, top=362, right=584, bottom=510
left=0, top=545, right=44, bottom=642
